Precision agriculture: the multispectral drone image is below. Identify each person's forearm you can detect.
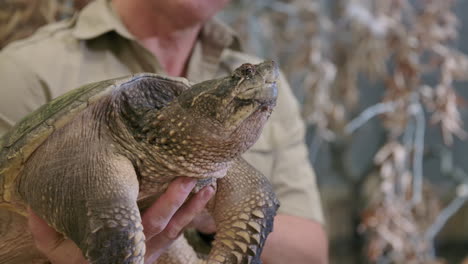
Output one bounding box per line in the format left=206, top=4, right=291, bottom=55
left=261, top=214, right=328, bottom=264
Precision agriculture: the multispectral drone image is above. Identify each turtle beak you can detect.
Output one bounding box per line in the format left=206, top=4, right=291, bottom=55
left=236, top=61, right=279, bottom=103
left=256, top=61, right=278, bottom=102
left=262, top=60, right=280, bottom=84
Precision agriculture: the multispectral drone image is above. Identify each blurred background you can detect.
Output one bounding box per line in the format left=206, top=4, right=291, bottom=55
left=1, top=0, right=468, bottom=263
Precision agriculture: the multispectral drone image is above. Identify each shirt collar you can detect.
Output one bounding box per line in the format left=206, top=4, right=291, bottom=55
left=185, top=18, right=242, bottom=81
left=72, top=0, right=134, bottom=40
left=199, top=18, right=242, bottom=52
left=72, top=0, right=241, bottom=49
left=72, top=0, right=242, bottom=80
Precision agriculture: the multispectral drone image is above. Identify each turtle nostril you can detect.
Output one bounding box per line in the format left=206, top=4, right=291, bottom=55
left=240, top=63, right=256, bottom=78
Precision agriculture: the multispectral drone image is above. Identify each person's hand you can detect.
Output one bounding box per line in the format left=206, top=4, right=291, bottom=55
left=142, top=178, right=214, bottom=263
left=190, top=210, right=217, bottom=234
left=28, top=177, right=215, bottom=264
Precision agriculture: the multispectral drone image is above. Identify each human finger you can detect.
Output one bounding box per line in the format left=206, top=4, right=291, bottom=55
left=28, top=208, right=86, bottom=264
left=141, top=177, right=197, bottom=239
left=190, top=210, right=217, bottom=234
left=143, top=185, right=215, bottom=263
left=28, top=208, right=62, bottom=253
left=164, top=185, right=215, bottom=239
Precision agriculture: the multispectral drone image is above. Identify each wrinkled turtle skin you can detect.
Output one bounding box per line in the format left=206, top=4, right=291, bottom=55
left=0, top=61, right=280, bottom=264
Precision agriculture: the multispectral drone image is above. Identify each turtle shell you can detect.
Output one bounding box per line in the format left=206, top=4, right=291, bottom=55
left=0, top=73, right=190, bottom=208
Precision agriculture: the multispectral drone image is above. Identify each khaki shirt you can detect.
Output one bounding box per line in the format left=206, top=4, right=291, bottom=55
left=0, top=0, right=324, bottom=223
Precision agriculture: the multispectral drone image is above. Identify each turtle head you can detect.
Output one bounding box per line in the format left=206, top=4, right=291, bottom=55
left=177, top=61, right=278, bottom=135
left=167, top=61, right=279, bottom=160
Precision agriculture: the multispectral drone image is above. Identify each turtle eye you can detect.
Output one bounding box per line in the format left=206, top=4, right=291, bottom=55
left=238, top=63, right=256, bottom=79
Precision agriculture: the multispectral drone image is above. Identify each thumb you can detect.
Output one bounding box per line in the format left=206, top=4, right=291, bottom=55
left=28, top=208, right=62, bottom=252
left=27, top=207, right=87, bottom=264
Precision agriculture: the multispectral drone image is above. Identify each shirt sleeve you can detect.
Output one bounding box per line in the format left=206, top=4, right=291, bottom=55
left=0, top=51, right=49, bottom=136
left=268, top=73, right=325, bottom=224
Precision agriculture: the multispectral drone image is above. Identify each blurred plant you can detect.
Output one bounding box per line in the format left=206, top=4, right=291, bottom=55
left=336, top=0, right=468, bottom=263
left=0, top=0, right=89, bottom=49
left=225, top=0, right=468, bottom=263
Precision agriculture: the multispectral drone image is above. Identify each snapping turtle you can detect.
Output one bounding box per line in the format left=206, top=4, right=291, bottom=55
left=0, top=61, right=279, bottom=264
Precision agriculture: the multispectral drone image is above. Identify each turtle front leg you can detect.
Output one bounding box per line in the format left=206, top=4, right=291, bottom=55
left=19, top=145, right=145, bottom=264
left=206, top=157, right=279, bottom=264
left=82, top=198, right=145, bottom=264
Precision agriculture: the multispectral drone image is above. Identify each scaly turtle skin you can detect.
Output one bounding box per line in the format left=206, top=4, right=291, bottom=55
left=0, top=61, right=280, bottom=264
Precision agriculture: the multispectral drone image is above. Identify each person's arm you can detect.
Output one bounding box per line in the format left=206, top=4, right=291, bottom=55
left=261, top=214, right=328, bottom=264
left=28, top=177, right=215, bottom=264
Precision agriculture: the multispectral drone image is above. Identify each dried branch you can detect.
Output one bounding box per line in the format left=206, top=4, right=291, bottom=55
left=424, top=184, right=468, bottom=243
left=411, top=102, right=425, bottom=205
left=345, top=101, right=399, bottom=134
left=336, top=0, right=468, bottom=262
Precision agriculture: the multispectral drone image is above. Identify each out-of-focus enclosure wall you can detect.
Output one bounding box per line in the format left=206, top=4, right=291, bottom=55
left=1, top=0, right=468, bottom=263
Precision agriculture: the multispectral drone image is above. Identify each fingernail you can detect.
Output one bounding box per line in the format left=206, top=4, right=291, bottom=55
left=202, top=186, right=215, bottom=199
left=167, top=228, right=182, bottom=240
left=181, top=177, right=196, bottom=191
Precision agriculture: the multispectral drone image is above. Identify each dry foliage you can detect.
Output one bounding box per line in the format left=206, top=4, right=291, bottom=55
left=0, top=0, right=90, bottom=49
left=330, top=0, right=468, bottom=263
